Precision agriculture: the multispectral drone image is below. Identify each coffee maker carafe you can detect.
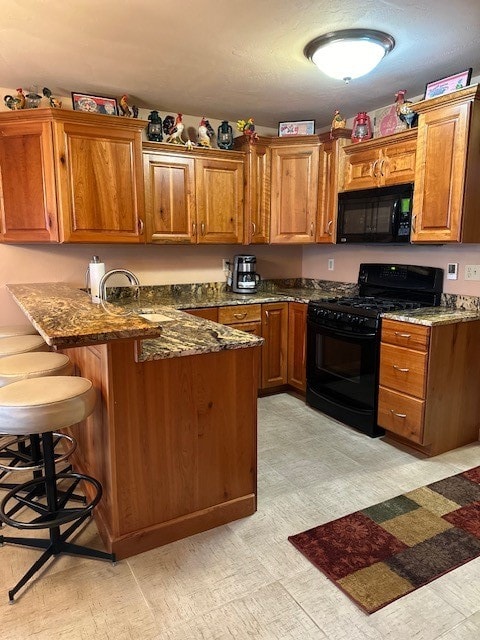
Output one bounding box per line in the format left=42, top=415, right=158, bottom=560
left=231, top=255, right=261, bottom=294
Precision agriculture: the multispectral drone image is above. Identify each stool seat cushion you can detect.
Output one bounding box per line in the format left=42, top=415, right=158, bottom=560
left=0, top=325, right=38, bottom=338
left=0, top=335, right=48, bottom=357
left=0, top=376, right=96, bottom=435
left=0, top=352, right=73, bottom=387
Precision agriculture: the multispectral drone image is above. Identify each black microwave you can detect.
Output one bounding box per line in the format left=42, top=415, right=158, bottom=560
left=337, top=183, right=413, bottom=243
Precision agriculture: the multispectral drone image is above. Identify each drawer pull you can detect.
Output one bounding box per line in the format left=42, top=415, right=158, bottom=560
left=393, top=365, right=409, bottom=373
left=394, top=331, right=411, bottom=338
left=390, top=409, right=407, bottom=418
left=233, top=312, right=247, bottom=319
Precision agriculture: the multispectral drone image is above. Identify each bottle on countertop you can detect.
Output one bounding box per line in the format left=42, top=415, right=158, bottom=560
left=88, top=255, right=105, bottom=304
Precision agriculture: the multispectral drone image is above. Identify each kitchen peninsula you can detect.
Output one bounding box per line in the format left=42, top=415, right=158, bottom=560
left=7, top=283, right=263, bottom=559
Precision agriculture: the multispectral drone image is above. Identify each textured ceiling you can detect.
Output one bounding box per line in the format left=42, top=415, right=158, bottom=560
left=2, top=0, right=480, bottom=129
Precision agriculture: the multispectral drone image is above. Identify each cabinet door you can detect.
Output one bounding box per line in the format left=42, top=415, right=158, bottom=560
left=54, top=121, right=145, bottom=242
left=411, top=102, right=470, bottom=242
left=287, top=302, right=307, bottom=392
left=0, top=121, right=59, bottom=242
left=270, top=145, right=318, bottom=243
left=261, top=302, right=288, bottom=388
left=144, top=152, right=195, bottom=243
left=382, top=137, right=416, bottom=186
left=246, top=142, right=270, bottom=244
left=195, top=157, right=244, bottom=244
left=341, top=147, right=380, bottom=191
left=184, top=307, right=218, bottom=321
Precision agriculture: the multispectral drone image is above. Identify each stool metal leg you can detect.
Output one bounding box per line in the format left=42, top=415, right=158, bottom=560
left=0, top=431, right=115, bottom=602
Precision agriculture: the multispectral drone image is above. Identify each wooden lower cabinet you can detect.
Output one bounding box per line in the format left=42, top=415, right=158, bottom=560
left=261, top=302, right=289, bottom=389
left=64, top=340, right=258, bottom=559
left=287, top=302, right=307, bottom=392
left=378, top=318, right=480, bottom=455
left=184, top=307, right=219, bottom=321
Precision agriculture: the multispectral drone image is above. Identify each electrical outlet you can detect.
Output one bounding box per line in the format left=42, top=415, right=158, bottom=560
left=328, top=258, right=334, bottom=271
left=465, top=264, right=480, bottom=281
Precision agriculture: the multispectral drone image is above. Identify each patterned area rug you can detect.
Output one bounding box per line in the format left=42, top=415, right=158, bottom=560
left=288, top=466, right=480, bottom=614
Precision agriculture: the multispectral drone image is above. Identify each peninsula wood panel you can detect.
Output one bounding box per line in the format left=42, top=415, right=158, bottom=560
left=65, top=340, right=258, bottom=559
left=143, top=152, right=196, bottom=243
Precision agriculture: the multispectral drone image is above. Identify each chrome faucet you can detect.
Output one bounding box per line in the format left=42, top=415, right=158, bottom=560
left=98, top=269, right=140, bottom=303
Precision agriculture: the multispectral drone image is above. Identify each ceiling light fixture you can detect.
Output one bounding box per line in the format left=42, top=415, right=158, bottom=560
left=304, top=29, right=395, bottom=84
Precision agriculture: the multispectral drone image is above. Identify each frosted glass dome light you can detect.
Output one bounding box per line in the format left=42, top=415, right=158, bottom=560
left=304, top=29, right=395, bottom=84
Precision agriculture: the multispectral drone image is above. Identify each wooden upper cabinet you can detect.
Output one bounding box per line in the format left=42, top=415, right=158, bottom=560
left=54, top=119, right=145, bottom=243
left=143, top=151, right=195, bottom=243
left=0, top=120, right=59, bottom=242
left=411, top=85, right=480, bottom=243
left=340, top=129, right=417, bottom=192
left=234, top=135, right=270, bottom=244
left=195, top=155, right=244, bottom=244
left=316, top=131, right=351, bottom=243
left=270, top=138, right=319, bottom=243
left=0, top=108, right=146, bottom=243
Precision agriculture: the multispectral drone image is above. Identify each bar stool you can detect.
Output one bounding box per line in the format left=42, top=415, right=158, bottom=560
left=0, top=335, right=49, bottom=358
left=0, top=352, right=76, bottom=489
left=0, top=325, right=38, bottom=338
left=0, top=376, right=115, bottom=602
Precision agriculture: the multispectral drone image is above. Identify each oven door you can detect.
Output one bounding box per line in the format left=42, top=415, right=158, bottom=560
left=306, top=319, right=384, bottom=436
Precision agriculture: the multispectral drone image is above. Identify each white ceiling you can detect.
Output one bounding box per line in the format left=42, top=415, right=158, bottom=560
left=2, top=0, right=480, bottom=129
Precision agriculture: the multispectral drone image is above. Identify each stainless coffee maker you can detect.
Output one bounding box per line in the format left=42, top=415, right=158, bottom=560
left=231, top=254, right=261, bottom=294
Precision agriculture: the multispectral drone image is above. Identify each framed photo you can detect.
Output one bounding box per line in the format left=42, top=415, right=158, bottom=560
left=71, top=92, right=118, bottom=115
left=424, top=68, right=472, bottom=100
left=278, top=120, right=315, bottom=137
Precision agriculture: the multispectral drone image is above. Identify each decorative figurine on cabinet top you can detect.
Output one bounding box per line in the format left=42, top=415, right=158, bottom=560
left=394, top=89, right=418, bottom=129
left=237, top=117, right=258, bottom=144
left=330, top=109, right=346, bottom=137
left=165, top=113, right=185, bottom=144
left=147, top=110, right=163, bottom=142
left=43, top=87, right=62, bottom=108
left=351, top=111, right=372, bottom=143
left=4, top=88, right=25, bottom=110
left=197, top=117, right=215, bottom=147
left=217, top=120, right=234, bottom=149
left=132, top=105, right=139, bottom=119
left=119, top=94, right=132, bottom=117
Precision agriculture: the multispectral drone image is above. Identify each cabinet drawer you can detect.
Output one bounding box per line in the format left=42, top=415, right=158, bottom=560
left=232, top=321, right=262, bottom=336
left=218, top=304, right=261, bottom=324
left=184, top=307, right=219, bottom=322
left=379, top=343, right=427, bottom=398
left=381, top=319, right=430, bottom=351
left=378, top=386, right=425, bottom=444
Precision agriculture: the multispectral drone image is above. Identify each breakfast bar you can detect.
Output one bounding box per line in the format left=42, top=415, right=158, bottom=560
left=7, top=283, right=263, bottom=559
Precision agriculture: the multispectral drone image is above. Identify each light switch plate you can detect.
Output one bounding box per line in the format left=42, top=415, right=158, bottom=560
left=447, top=263, right=458, bottom=280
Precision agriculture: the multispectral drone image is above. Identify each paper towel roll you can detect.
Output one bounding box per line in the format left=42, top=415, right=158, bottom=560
left=89, top=256, right=105, bottom=304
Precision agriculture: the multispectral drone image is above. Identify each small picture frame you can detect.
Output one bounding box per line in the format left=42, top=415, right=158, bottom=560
left=278, top=120, right=315, bottom=137
left=424, top=68, right=472, bottom=101
left=71, top=92, right=118, bottom=115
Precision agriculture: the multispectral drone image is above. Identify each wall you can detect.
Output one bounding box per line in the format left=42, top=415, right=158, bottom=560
left=0, top=243, right=302, bottom=323
left=302, top=243, right=480, bottom=296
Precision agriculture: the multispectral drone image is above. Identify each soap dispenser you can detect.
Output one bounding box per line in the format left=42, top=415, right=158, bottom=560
left=87, top=256, right=105, bottom=304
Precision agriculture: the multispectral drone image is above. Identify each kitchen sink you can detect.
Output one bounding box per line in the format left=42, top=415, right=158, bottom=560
left=138, top=313, right=175, bottom=323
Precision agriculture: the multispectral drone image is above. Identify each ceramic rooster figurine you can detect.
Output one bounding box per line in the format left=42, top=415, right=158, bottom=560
left=43, top=87, right=62, bottom=108
left=330, top=110, right=346, bottom=138
left=394, top=90, right=418, bottom=129
left=197, top=117, right=215, bottom=147
left=119, top=94, right=132, bottom=117
left=237, top=117, right=258, bottom=144
left=4, top=88, right=25, bottom=110
left=166, top=113, right=185, bottom=144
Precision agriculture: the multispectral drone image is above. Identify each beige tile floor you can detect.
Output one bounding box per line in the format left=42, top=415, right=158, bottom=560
left=1, top=393, right=479, bottom=639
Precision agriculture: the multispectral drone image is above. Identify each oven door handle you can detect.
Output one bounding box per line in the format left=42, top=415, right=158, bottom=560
left=308, top=320, right=376, bottom=340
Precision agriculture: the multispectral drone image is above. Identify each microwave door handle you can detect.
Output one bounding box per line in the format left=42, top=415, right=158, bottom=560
left=392, top=198, right=401, bottom=234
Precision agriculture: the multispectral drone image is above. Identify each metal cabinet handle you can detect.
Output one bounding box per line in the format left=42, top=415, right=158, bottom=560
left=393, top=364, right=410, bottom=373
left=372, top=159, right=379, bottom=177
left=379, top=158, right=385, bottom=176
left=411, top=213, right=417, bottom=232
left=310, top=221, right=314, bottom=237
left=390, top=409, right=407, bottom=418
left=326, top=220, right=333, bottom=236
left=201, top=222, right=205, bottom=236
left=233, top=312, right=247, bottom=319
left=252, top=221, right=256, bottom=235
left=394, top=332, right=411, bottom=338
left=192, top=221, right=197, bottom=236
left=138, top=218, right=144, bottom=234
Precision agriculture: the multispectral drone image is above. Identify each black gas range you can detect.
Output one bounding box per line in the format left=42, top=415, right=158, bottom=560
left=306, top=263, right=443, bottom=437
